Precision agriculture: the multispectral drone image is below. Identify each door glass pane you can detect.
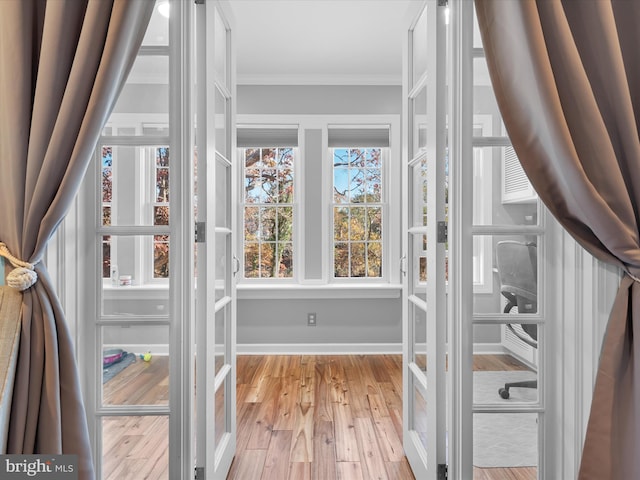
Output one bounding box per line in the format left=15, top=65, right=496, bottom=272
left=214, top=305, right=228, bottom=376
left=410, top=232, right=427, bottom=294
left=473, top=327, right=539, bottom=405
left=473, top=56, right=504, bottom=138
left=102, top=416, right=169, bottom=480
left=473, top=235, right=539, bottom=315
left=214, top=8, right=228, bottom=87
left=107, top=56, right=168, bottom=128
left=215, top=232, right=229, bottom=302
left=101, top=235, right=170, bottom=316
left=411, top=86, right=428, bottom=157
left=216, top=156, right=230, bottom=229
left=99, top=145, right=171, bottom=227
left=142, top=5, right=169, bottom=46
left=215, top=378, right=229, bottom=452
left=102, top=325, right=169, bottom=406
left=215, top=86, right=228, bottom=159
left=473, top=413, right=538, bottom=473
left=412, top=6, right=428, bottom=86
left=472, top=146, right=538, bottom=226
left=411, top=381, right=428, bottom=454
left=412, top=303, right=427, bottom=371
left=410, top=156, right=428, bottom=228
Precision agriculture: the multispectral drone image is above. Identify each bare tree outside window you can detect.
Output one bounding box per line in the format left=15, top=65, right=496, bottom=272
left=333, top=148, right=383, bottom=278
left=243, top=147, right=294, bottom=278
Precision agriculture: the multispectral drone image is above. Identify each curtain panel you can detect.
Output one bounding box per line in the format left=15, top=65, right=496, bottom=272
left=475, top=0, right=640, bottom=478
left=0, top=1, right=154, bottom=478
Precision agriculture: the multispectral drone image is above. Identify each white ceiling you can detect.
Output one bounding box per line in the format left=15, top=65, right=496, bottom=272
left=229, top=0, right=425, bottom=85
left=135, top=1, right=429, bottom=86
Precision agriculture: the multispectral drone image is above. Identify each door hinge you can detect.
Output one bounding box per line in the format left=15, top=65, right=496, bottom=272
left=195, top=466, right=204, bottom=480
left=437, top=221, right=448, bottom=244
left=438, top=463, right=448, bottom=480
left=195, top=221, right=206, bottom=243
left=438, top=0, right=448, bottom=6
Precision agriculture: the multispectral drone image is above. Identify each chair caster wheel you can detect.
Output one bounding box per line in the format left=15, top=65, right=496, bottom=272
left=499, top=388, right=510, bottom=399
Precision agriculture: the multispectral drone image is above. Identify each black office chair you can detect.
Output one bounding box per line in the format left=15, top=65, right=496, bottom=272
left=495, top=240, right=537, bottom=400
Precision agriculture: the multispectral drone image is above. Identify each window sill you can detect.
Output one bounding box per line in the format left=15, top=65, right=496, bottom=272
left=236, top=283, right=402, bottom=300
left=103, top=283, right=169, bottom=300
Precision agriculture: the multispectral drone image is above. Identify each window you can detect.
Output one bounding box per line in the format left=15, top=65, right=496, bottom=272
left=242, top=147, right=295, bottom=278
left=102, top=146, right=113, bottom=278
left=332, top=147, right=384, bottom=278
left=97, top=127, right=171, bottom=286
left=236, top=116, right=400, bottom=294
left=153, top=147, right=170, bottom=279
left=329, top=126, right=390, bottom=281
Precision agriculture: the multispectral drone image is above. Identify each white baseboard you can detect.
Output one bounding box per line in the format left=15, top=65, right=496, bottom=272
left=237, top=343, right=402, bottom=355
left=237, top=342, right=505, bottom=356
left=103, top=344, right=169, bottom=356
left=104, top=342, right=505, bottom=357
left=472, top=343, right=507, bottom=355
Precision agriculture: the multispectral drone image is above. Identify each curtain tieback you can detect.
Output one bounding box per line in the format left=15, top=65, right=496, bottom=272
left=0, top=242, right=37, bottom=291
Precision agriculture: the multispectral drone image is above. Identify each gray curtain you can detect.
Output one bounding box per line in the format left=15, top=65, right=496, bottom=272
left=475, top=0, right=640, bottom=478
left=0, top=1, right=154, bottom=478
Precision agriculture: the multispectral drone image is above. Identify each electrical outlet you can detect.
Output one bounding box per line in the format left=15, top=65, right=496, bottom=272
left=307, top=313, right=317, bottom=326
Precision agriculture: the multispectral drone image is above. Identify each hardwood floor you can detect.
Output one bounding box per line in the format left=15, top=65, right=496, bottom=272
left=102, top=354, right=536, bottom=480
left=230, top=354, right=412, bottom=480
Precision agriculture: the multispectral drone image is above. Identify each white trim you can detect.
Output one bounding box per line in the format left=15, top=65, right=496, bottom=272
left=236, top=283, right=402, bottom=299
left=236, top=114, right=401, bottom=288
left=237, top=343, right=402, bottom=355
left=236, top=73, right=401, bottom=86
left=103, top=344, right=170, bottom=356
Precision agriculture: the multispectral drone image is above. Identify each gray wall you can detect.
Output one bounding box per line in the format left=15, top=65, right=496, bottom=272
left=238, top=85, right=402, bottom=115
left=237, top=84, right=403, bottom=347
left=238, top=298, right=402, bottom=345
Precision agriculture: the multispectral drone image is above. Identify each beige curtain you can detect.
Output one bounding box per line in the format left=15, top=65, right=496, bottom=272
left=0, top=1, right=154, bottom=478
left=475, top=0, right=640, bottom=478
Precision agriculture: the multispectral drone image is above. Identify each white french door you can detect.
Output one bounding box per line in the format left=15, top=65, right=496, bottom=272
left=194, top=1, right=237, bottom=478
left=402, top=1, right=448, bottom=478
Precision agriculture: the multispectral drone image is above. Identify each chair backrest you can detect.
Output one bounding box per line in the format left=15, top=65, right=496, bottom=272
left=495, top=240, right=537, bottom=313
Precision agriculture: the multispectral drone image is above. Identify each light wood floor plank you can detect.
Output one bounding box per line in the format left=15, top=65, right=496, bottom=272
left=290, top=402, right=314, bottom=463
left=332, top=401, right=360, bottom=462
left=228, top=449, right=267, bottom=480
left=288, top=462, right=311, bottom=480
left=312, top=419, right=338, bottom=480
left=354, top=417, right=389, bottom=480
left=336, top=461, right=364, bottom=480
left=262, top=430, right=293, bottom=480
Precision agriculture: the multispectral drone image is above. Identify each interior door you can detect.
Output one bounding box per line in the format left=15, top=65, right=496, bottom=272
left=195, top=1, right=237, bottom=478
left=402, top=1, right=448, bottom=478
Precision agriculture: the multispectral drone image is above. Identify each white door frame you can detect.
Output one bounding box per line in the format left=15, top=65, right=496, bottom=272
left=195, top=1, right=237, bottom=478
left=402, top=1, right=448, bottom=478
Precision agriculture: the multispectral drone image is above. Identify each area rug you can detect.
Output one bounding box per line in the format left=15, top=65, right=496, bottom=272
left=473, top=370, right=538, bottom=468
left=103, top=352, right=137, bottom=384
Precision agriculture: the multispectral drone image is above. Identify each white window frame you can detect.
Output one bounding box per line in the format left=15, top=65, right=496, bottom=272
left=239, top=144, right=298, bottom=282
left=99, top=114, right=170, bottom=289
left=471, top=114, right=494, bottom=294
left=236, top=114, right=402, bottom=299
left=329, top=145, right=389, bottom=283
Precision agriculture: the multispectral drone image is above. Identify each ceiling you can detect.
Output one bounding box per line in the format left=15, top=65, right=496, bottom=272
left=135, top=1, right=436, bottom=86
left=229, top=0, right=425, bottom=85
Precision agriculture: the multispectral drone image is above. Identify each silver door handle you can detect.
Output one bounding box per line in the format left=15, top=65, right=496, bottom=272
left=400, top=254, right=407, bottom=277
left=233, top=255, right=240, bottom=276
